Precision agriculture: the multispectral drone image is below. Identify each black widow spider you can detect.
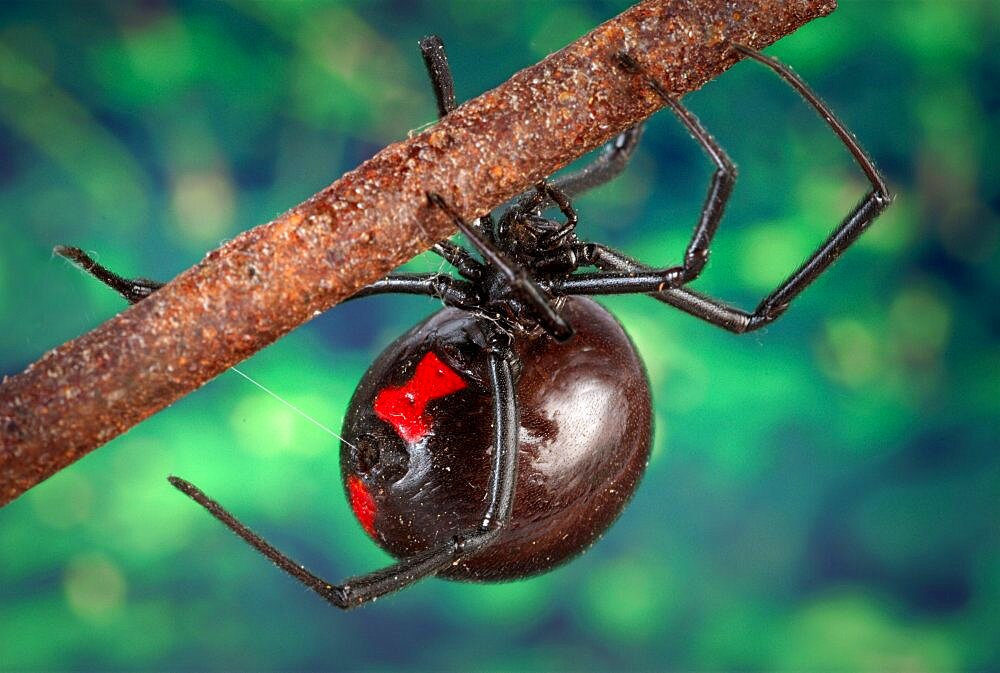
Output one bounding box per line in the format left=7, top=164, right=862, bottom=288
left=56, top=36, right=891, bottom=609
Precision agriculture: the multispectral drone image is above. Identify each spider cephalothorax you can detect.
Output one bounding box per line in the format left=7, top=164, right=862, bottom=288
left=449, top=185, right=585, bottom=337
left=57, top=34, right=890, bottom=609
left=496, top=182, right=580, bottom=269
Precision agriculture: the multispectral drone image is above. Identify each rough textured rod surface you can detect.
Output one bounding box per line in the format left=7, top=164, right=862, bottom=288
left=0, top=0, right=836, bottom=507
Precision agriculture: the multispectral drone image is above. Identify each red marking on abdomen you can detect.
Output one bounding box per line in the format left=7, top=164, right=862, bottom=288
left=374, top=351, right=467, bottom=443
left=348, top=475, right=377, bottom=537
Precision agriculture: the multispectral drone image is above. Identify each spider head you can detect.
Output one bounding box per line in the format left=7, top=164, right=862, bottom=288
left=502, top=210, right=573, bottom=256
left=497, top=182, right=578, bottom=261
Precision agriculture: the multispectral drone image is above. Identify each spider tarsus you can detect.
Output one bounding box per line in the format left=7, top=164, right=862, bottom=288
left=426, top=191, right=464, bottom=225
left=54, top=245, right=93, bottom=268
left=53, top=244, right=79, bottom=259
left=167, top=475, right=200, bottom=500
left=614, top=51, right=641, bottom=74
left=730, top=42, right=757, bottom=60
left=425, top=190, right=446, bottom=209
left=323, top=584, right=352, bottom=610
left=55, top=244, right=163, bottom=304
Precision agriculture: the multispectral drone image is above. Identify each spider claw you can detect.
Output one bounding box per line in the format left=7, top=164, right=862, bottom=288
left=615, top=51, right=640, bottom=73
left=425, top=190, right=446, bottom=208
left=54, top=245, right=93, bottom=268
left=427, top=191, right=462, bottom=222
left=54, top=244, right=80, bottom=259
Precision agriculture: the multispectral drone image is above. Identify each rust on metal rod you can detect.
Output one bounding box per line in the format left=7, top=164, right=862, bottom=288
left=0, top=0, right=836, bottom=507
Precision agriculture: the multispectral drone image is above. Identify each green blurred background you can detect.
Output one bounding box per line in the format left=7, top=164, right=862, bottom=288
left=1, top=1, right=996, bottom=671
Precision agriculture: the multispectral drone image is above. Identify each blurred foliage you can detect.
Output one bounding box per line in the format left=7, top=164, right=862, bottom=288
left=1, top=1, right=997, bottom=671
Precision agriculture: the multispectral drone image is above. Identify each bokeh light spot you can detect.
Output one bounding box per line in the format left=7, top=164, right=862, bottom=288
left=889, top=287, right=951, bottom=361
left=122, top=15, right=196, bottom=93
left=817, top=317, right=880, bottom=387
left=63, top=552, right=127, bottom=621
left=230, top=394, right=296, bottom=456
left=170, top=168, right=235, bottom=246
left=451, top=579, right=550, bottom=628
left=0, top=40, right=47, bottom=93
left=580, top=558, right=672, bottom=643
left=778, top=593, right=959, bottom=671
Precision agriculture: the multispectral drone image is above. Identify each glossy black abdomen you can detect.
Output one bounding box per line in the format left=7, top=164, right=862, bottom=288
left=340, top=297, right=652, bottom=581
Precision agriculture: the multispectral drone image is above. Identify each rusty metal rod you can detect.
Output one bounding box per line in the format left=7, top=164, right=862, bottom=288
left=0, top=0, right=836, bottom=507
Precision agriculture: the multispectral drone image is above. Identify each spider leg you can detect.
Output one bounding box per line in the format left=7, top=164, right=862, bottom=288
left=56, top=244, right=481, bottom=312
left=55, top=245, right=481, bottom=309
left=347, top=272, right=479, bottom=308
left=516, top=181, right=578, bottom=227
left=733, top=44, right=890, bottom=200
left=505, top=181, right=580, bottom=252
left=538, top=182, right=579, bottom=248
left=55, top=245, right=164, bottom=304
left=581, top=52, right=737, bottom=287
left=419, top=35, right=456, bottom=117
left=427, top=192, right=573, bottom=341
left=431, top=240, right=484, bottom=280
left=656, top=94, right=736, bottom=282
left=417, top=36, right=496, bottom=259
left=168, top=345, right=519, bottom=610
left=545, top=46, right=891, bottom=333
left=513, top=126, right=643, bottom=215
left=549, top=125, right=644, bottom=199
left=543, top=246, right=763, bottom=332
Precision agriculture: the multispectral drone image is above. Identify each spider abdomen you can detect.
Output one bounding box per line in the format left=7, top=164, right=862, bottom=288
left=340, top=297, right=652, bottom=581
